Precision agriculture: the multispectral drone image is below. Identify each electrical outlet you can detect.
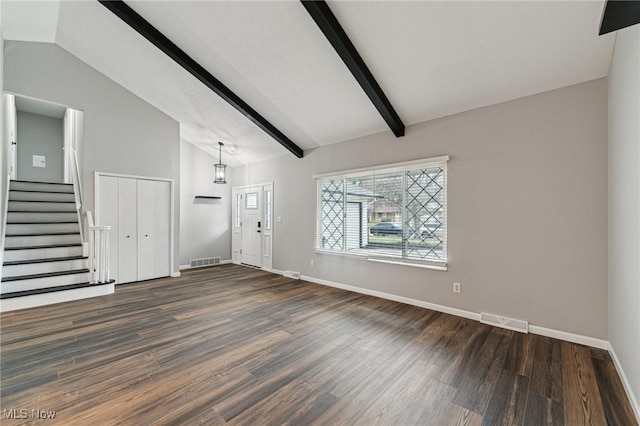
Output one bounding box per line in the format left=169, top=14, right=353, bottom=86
left=453, top=282, right=461, bottom=293
left=310, top=259, right=315, bottom=267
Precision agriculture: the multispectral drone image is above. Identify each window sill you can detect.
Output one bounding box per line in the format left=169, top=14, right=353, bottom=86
left=314, top=250, right=448, bottom=271
left=314, top=249, right=369, bottom=261
left=367, top=257, right=447, bottom=271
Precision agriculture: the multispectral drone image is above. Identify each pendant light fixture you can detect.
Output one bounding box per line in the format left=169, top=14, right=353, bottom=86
left=214, top=141, right=227, bottom=184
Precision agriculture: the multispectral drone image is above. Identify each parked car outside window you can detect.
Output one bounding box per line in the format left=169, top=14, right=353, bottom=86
left=370, top=222, right=402, bottom=236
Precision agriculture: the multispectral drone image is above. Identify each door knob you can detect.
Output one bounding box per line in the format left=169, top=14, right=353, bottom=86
left=257, top=230, right=261, bottom=233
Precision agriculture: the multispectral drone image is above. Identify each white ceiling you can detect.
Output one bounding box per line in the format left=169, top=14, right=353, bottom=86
left=1, top=1, right=615, bottom=167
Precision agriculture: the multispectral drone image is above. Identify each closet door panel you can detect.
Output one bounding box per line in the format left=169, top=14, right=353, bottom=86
left=98, top=176, right=119, bottom=282
left=154, top=180, right=171, bottom=278
left=118, top=178, right=138, bottom=284
left=137, top=179, right=157, bottom=281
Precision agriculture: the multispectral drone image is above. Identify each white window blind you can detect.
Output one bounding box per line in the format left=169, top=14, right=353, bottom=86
left=316, top=157, right=448, bottom=266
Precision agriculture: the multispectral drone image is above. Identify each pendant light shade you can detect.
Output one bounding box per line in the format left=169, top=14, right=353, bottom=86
left=214, top=141, right=227, bottom=184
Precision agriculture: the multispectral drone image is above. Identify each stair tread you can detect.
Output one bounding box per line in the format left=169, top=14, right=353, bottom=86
left=4, top=243, right=83, bottom=251
left=11, top=180, right=73, bottom=186
left=3, top=256, right=88, bottom=266
left=9, top=189, right=75, bottom=194
left=7, top=211, right=77, bottom=213
left=4, top=243, right=82, bottom=251
left=8, top=200, right=76, bottom=203
left=0, top=281, right=114, bottom=299
left=1, top=269, right=90, bottom=282
left=8, top=211, right=77, bottom=213
left=6, top=232, right=80, bottom=237
left=7, top=221, right=78, bottom=224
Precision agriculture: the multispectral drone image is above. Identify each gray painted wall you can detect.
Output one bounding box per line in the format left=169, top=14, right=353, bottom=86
left=0, top=2, right=6, bottom=271
left=608, top=25, right=640, bottom=416
left=232, top=78, right=609, bottom=339
left=16, top=110, right=64, bottom=183
left=4, top=41, right=181, bottom=273
left=180, top=140, right=232, bottom=266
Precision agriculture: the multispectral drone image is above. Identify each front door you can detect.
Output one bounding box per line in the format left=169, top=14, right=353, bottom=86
left=241, top=187, right=263, bottom=267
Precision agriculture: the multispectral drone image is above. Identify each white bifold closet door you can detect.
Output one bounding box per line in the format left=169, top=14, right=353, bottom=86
left=118, top=178, right=138, bottom=284
left=98, top=176, right=171, bottom=284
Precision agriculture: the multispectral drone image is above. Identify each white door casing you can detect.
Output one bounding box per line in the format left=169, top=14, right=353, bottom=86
left=3, top=94, right=17, bottom=180
left=5, top=94, right=83, bottom=183
left=63, top=108, right=83, bottom=184
left=95, top=172, right=174, bottom=284
left=232, top=183, right=273, bottom=270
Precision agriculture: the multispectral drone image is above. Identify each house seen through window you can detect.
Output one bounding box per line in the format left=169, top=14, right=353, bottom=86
left=316, top=157, right=448, bottom=266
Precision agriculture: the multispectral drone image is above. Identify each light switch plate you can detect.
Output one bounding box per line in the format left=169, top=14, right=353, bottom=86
left=33, top=155, right=46, bottom=168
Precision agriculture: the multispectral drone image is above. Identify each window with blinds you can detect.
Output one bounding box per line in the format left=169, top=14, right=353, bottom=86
left=316, top=157, right=448, bottom=267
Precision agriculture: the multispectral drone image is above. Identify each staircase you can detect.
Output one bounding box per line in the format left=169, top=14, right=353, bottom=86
left=1, top=180, right=114, bottom=312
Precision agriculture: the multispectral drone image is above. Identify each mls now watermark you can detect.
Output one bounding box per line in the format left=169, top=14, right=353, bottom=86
left=3, top=408, right=57, bottom=420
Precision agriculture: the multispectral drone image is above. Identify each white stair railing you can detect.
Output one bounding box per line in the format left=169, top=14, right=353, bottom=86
left=71, top=148, right=85, bottom=243
left=70, top=148, right=111, bottom=284
left=86, top=211, right=111, bottom=283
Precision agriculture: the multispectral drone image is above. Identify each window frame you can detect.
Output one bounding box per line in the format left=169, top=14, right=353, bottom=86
left=314, top=156, right=449, bottom=271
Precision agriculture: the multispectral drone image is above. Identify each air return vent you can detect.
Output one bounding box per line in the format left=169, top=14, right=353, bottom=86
left=283, top=270, right=301, bottom=279
left=480, top=312, right=529, bottom=333
left=189, top=257, right=221, bottom=268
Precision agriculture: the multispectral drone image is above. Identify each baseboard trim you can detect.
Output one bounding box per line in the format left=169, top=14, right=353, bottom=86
left=608, top=342, right=640, bottom=422
left=170, top=271, right=181, bottom=277
left=290, top=272, right=608, bottom=349
left=300, top=274, right=480, bottom=321
left=528, top=325, right=608, bottom=350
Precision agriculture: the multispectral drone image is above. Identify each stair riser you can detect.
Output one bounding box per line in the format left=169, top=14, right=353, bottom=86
left=1, top=273, right=90, bottom=294
left=10, top=181, right=74, bottom=193
left=0, top=284, right=114, bottom=312
left=8, top=201, right=77, bottom=212
left=5, top=234, right=81, bottom=248
left=3, top=259, right=88, bottom=278
left=9, top=191, right=76, bottom=202
left=7, top=212, right=79, bottom=223
left=6, top=223, right=80, bottom=235
left=3, top=246, right=84, bottom=262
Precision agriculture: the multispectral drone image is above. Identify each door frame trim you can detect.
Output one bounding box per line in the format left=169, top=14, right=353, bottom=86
left=94, top=171, right=176, bottom=277
left=232, top=182, right=274, bottom=270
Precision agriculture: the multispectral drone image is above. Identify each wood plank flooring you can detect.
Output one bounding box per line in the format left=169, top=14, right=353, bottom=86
left=0, top=264, right=637, bottom=425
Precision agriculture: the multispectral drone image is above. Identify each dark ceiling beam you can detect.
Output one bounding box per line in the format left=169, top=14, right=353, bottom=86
left=301, top=0, right=405, bottom=138
left=599, top=0, right=640, bottom=35
left=99, top=0, right=304, bottom=158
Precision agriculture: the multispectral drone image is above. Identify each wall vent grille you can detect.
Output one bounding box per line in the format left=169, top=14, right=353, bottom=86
left=189, top=257, right=221, bottom=268
left=283, top=270, right=301, bottom=279
left=480, top=312, right=529, bottom=333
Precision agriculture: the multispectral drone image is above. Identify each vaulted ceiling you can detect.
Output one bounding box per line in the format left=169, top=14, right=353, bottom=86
left=2, top=1, right=615, bottom=167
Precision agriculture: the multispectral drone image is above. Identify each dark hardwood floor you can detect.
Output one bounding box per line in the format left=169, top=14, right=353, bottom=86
left=0, top=264, right=637, bottom=425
